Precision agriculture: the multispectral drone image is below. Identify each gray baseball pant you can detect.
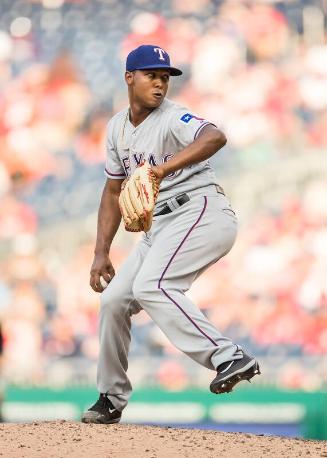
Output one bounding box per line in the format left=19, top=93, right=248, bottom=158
left=97, top=188, right=241, bottom=411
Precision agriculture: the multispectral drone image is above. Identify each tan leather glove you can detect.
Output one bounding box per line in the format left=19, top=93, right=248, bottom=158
left=118, top=161, right=160, bottom=232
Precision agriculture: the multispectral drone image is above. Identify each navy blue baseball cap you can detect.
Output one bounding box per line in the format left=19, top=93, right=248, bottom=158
left=126, top=45, right=182, bottom=76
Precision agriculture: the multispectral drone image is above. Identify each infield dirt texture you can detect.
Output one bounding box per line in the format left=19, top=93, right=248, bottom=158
left=0, top=421, right=326, bottom=457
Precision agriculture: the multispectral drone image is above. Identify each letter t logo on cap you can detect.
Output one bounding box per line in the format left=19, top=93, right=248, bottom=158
left=154, top=47, right=166, bottom=61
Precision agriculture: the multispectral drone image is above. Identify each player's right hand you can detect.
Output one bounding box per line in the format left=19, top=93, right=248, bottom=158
left=90, top=253, right=115, bottom=293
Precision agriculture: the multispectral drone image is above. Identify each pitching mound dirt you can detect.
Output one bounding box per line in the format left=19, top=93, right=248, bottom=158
left=0, top=421, right=326, bottom=457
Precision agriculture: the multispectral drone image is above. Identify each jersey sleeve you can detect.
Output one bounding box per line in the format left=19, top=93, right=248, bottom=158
left=168, top=107, right=217, bottom=147
left=104, top=119, right=126, bottom=180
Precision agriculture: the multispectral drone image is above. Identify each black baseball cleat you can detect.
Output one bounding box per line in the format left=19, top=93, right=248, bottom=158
left=81, top=393, right=121, bottom=424
left=210, top=352, right=261, bottom=394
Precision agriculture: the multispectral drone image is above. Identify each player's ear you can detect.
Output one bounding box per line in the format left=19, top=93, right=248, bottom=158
left=125, top=71, right=134, bottom=85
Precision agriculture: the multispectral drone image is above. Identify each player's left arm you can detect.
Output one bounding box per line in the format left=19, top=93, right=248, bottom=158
left=152, top=124, right=226, bottom=180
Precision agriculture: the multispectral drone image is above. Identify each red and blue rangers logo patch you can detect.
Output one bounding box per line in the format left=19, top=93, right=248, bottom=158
left=180, top=113, right=204, bottom=123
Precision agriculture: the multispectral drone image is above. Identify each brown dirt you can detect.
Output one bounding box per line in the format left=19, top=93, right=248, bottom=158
left=0, top=421, right=326, bottom=458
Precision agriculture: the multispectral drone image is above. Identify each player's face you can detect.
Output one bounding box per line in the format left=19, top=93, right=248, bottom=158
left=126, top=69, right=170, bottom=108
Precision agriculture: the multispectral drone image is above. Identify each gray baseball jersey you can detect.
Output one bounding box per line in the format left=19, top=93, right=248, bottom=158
left=104, top=98, right=219, bottom=205
left=96, top=97, right=244, bottom=412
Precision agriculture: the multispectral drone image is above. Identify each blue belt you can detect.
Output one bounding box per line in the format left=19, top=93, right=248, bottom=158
left=154, top=186, right=225, bottom=217
left=154, top=193, right=190, bottom=216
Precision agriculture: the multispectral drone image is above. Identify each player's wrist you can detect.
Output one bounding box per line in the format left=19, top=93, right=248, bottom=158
left=151, top=165, right=166, bottom=180
left=94, top=244, right=111, bottom=256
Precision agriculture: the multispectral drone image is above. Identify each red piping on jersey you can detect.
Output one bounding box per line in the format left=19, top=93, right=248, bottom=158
left=105, top=167, right=126, bottom=178
left=194, top=122, right=217, bottom=140
left=158, top=196, right=218, bottom=347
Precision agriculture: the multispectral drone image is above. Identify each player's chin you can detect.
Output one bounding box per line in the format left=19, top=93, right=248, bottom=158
left=147, top=95, right=164, bottom=108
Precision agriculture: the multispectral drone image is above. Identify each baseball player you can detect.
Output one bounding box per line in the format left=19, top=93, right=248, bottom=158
left=82, top=45, right=260, bottom=424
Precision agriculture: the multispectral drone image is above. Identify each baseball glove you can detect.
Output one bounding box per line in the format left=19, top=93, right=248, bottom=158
left=118, top=161, right=160, bottom=232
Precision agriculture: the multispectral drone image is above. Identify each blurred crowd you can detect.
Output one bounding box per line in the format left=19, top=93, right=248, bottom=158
left=0, top=0, right=326, bottom=390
